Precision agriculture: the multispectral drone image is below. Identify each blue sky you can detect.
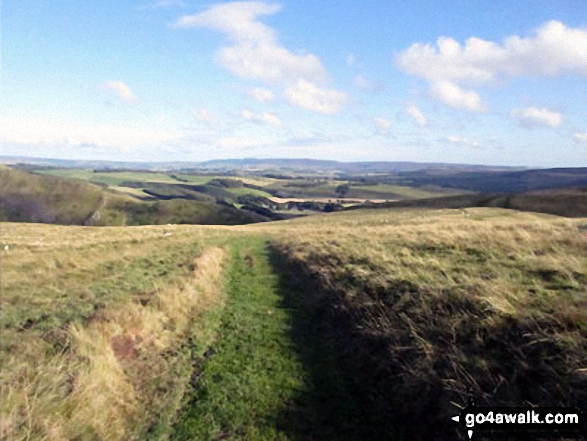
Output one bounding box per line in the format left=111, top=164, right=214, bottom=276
left=2, top=0, right=587, bottom=166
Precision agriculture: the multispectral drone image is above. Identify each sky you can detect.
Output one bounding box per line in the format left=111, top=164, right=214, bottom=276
left=1, top=0, right=587, bottom=167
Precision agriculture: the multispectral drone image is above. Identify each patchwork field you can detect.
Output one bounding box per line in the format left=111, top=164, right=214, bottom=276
left=34, top=167, right=451, bottom=204
left=1, top=207, right=586, bottom=439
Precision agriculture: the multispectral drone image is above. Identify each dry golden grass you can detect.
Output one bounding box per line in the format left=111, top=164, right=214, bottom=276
left=0, top=221, right=228, bottom=440
left=269, top=208, right=587, bottom=435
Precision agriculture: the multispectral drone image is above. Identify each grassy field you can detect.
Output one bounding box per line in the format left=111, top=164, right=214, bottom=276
left=38, top=169, right=185, bottom=186
left=37, top=168, right=450, bottom=201
left=269, top=208, right=587, bottom=437
left=352, top=188, right=587, bottom=218
left=0, top=222, right=239, bottom=439
left=2, top=207, right=586, bottom=439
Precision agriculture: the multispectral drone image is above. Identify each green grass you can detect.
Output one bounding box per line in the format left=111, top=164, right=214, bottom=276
left=349, top=183, right=454, bottom=199
left=173, top=236, right=374, bottom=440
left=39, top=169, right=184, bottom=186
left=225, top=186, right=274, bottom=198
left=173, top=237, right=307, bottom=440
left=171, top=174, right=229, bottom=185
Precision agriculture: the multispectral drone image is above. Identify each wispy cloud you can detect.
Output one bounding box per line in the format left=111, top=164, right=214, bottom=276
left=192, top=108, right=218, bottom=126
left=374, top=117, right=392, bottom=135
left=510, top=107, right=564, bottom=129
left=250, top=87, right=275, bottom=103
left=102, top=80, right=137, bottom=103
left=573, top=131, right=587, bottom=144
left=444, top=135, right=480, bottom=148
left=396, top=21, right=587, bottom=112
left=238, top=109, right=282, bottom=127
left=174, top=1, right=346, bottom=114
left=405, top=104, right=428, bottom=126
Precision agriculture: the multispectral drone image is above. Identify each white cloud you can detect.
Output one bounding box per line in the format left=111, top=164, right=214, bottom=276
left=445, top=135, right=480, bottom=148
left=374, top=117, right=392, bottom=135
left=174, top=2, right=279, bottom=41
left=192, top=108, right=218, bottom=125
left=572, top=131, right=587, bottom=144
left=405, top=104, right=428, bottom=126
left=283, top=79, right=347, bottom=115
left=250, top=87, right=275, bottom=102
left=510, top=107, right=564, bottom=129
left=217, top=42, right=325, bottom=84
left=0, top=115, right=180, bottom=149
left=175, top=1, right=345, bottom=114
left=396, top=21, right=587, bottom=111
left=238, top=109, right=282, bottom=127
left=174, top=2, right=325, bottom=84
left=430, top=81, right=485, bottom=112
left=102, top=80, right=137, bottom=103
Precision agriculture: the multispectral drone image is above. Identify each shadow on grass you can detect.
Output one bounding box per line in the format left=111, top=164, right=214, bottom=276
left=267, top=246, right=395, bottom=441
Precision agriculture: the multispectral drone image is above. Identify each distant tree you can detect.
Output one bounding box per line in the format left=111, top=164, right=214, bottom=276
left=323, top=202, right=343, bottom=213
left=335, top=184, right=350, bottom=198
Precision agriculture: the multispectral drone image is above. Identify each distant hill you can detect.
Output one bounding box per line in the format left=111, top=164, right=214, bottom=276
left=351, top=187, right=587, bottom=218
left=394, top=167, right=587, bottom=193
left=0, top=166, right=268, bottom=226
left=181, top=158, right=521, bottom=174
left=0, top=155, right=522, bottom=174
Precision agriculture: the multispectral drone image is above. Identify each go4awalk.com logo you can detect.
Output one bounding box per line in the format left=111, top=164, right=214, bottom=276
left=451, top=407, right=585, bottom=439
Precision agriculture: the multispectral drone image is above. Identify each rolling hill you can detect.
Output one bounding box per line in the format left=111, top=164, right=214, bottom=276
left=351, top=187, right=587, bottom=217
left=0, top=166, right=268, bottom=226
left=1, top=155, right=522, bottom=174
left=393, top=167, right=587, bottom=193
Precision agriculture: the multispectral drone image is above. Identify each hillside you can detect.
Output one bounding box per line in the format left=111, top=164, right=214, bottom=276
left=0, top=166, right=268, bottom=226
left=0, top=165, right=105, bottom=224
left=351, top=187, right=587, bottom=217
left=393, top=167, right=587, bottom=193
left=269, top=208, right=587, bottom=438
left=1, top=208, right=586, bottom=439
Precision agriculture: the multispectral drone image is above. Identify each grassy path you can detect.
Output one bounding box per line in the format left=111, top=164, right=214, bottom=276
left=172, top=236, right=366, bottom=440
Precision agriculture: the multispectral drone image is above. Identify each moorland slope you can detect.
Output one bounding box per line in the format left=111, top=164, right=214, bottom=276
left=2, top=207, right=586, bottom=439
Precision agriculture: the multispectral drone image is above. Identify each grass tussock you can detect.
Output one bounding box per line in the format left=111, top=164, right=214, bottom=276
left=1, top=246, right=226, bottom=440
left=271, top=208, right=587, bottom=438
